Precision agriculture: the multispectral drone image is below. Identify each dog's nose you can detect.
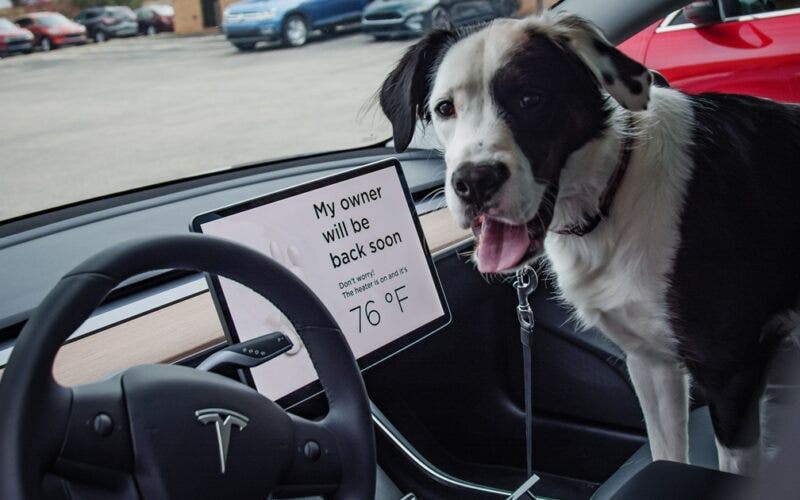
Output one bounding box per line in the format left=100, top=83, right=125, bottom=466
left=451, top=162, right=510, bottom=207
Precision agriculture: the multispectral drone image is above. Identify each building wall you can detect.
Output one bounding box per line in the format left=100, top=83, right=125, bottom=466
left=173, top=0, right=239, bottom=34
left=173, top=0, right=204, bottom=34
left=517, top=0, right=559, bottom=16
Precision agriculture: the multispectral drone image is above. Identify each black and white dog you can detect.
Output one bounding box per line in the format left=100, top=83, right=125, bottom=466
left=379, top=13, right=800, bottom=475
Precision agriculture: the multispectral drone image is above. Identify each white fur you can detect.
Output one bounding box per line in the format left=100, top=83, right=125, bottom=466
left=716, top=438, right=761, bottom=476
left=627, top=352, right=689, bottom=463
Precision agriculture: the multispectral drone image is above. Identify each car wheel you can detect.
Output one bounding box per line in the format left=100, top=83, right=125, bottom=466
left=94, top=31, right=106, bottom=43
left=430, top=5, right=452, bottom=30
left=234, top=42, right=256, bottom=51
left=40, top=37, right=52, bottom=51
left=281, top=14, right=309, bottom=47
left=146, top=25, right=157, bottom=36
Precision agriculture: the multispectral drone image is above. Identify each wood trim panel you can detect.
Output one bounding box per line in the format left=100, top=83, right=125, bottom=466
left=0, top=209, right=471, bottom=386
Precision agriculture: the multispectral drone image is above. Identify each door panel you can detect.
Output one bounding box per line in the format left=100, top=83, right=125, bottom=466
left=303, top=0, right=353, bottom=26
left=365, top=246, right=647, bottom=487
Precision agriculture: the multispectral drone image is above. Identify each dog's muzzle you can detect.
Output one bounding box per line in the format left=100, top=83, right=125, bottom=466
left=469, top=184, right=558, bottom=274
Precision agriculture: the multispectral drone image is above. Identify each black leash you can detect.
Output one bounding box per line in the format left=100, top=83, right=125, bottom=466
left=511, top=266, right=539, bottom=499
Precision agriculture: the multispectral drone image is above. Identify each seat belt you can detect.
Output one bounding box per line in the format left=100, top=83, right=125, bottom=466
left=513, top=266, right=539, bottom=498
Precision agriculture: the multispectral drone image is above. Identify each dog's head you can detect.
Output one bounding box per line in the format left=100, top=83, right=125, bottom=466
left=380, top=14, right=652, bottom=273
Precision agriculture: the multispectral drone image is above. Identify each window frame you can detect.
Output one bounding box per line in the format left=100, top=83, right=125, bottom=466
left=655, top=2, right=800, bottom=33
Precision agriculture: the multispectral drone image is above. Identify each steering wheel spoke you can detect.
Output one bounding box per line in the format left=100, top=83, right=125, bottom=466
left=273, top=414, right=342, bottom=498
left=53, top=375, right=135, bottom=487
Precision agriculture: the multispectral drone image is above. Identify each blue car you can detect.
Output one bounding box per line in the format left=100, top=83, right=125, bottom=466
left=222, top=0, right=369, bottom=50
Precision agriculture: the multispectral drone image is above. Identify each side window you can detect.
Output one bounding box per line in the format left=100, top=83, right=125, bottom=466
left=668, top=10, right=690, bottom=25
left=17, top=18, right=31, bottom=27
left=722, top=0, right=800, bottom=17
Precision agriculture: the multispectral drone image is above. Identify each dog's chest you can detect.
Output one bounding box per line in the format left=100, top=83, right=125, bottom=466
left=544, top=159, right=692, bottom=357
left=546, top=232, right=678, bottom=356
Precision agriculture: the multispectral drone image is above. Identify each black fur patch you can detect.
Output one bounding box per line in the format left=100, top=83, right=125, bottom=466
left=592, top=39, right=646, bottom=96
left=379, top=30, right=457, bottom=152
left=489, top=33, right=611, bottom=185
left=668, top=94, right=800, bottom=447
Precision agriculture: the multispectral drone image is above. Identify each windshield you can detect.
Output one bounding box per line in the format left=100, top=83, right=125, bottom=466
left=0, top=3, right=428, bottom=222
left=24, top=0, right=795, bottom=224
left=0, top=18, right=17, bottom=31
left=109, top=7, right=136, bottom=19
left=150, top=5, right=174, bottom=16
left=35, top=14, right=71, bottom=27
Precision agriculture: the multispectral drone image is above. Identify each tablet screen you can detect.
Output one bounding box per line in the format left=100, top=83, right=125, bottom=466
left=193, top=159, right=450, bottom=407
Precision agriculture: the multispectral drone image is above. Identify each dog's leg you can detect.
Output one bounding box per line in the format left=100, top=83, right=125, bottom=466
left=626, top=352, right=689, bottom=463
left=715, top=439, right=760, bottom=476
left=705, top=368, right=764, bottom=476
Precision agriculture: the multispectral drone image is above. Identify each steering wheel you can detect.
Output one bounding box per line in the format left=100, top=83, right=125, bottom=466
left=0, top=234, right=376, bottom=499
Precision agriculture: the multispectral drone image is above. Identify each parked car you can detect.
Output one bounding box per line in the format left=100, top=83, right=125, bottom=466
left=222, top=0, right=370, bottom=51
left=15, top=12, right=87, bottom=51
left=618, top=0, right=800, bottom=103
left=136, top=4, right=175, bottom=35
left=0, top=17, right=33, bottom=56
left=361, top=0, right=518, bottom=40
left=75, top=6, right=139, bottom=43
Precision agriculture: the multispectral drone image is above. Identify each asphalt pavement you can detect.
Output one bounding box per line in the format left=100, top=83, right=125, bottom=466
left=0, top=32, right=413, bottom=221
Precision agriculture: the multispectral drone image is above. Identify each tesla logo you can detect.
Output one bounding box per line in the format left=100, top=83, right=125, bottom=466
left=195, top=408, right=249, bottom=474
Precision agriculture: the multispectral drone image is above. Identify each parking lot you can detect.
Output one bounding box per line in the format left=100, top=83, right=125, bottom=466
left=0, top=32, right=413, bottom=221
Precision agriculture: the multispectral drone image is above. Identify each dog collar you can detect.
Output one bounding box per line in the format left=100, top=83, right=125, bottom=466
left=553, top=117, right=636, bottom=237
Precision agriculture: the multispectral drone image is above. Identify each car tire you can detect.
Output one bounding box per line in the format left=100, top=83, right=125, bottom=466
left=40, top=37, right=52, bottom=51
left=146, top=25, right=157, bottom=36
left=429, top=5, right=452, bottom=30
left=281, top=14, right=309, bottom=47
left=94, top=31, right=106, bottom=43
left=234, top=42, right=256, bottom=51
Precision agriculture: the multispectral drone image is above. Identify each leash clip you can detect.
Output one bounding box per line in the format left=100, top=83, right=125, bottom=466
left=514, top=266, right=538, bottom=333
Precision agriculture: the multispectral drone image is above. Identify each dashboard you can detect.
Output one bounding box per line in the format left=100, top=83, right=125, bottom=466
left=0, top=149, right=469, bottom=389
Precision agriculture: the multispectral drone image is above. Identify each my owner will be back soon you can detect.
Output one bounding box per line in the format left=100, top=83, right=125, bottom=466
left=313, top=186, right=404, bottom=269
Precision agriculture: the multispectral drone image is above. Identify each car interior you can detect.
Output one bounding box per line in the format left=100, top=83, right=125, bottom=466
left=1, top=0, right=799, bottom=499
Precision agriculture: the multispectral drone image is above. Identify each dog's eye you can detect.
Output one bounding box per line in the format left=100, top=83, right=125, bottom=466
left=519, top=94, right=542, bottom=110
left=435, top=100, right=455, bottom=119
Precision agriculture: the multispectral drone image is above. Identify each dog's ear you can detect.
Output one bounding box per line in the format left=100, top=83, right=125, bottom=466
left=555, top=14, right=653, bottom=111
left=380, top=30, right=456, bottom=152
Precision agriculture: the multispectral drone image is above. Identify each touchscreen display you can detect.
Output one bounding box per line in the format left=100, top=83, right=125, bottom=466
left=193, top=160, right=450, bottom=406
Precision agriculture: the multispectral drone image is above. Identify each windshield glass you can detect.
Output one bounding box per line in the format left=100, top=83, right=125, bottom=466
left=0, top=18, right=17, bottom=31
left=35, top=14, right=71, bottom=27
left=109, top=7, right=136, bottom=19
left=150, top=5, right=174, bottom=16
left=3, top=0, right=797, bottom=224
left=1, top=2, right=434, bottom=222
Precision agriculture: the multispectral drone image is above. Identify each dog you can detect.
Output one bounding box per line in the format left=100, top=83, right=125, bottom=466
left=379, top=13, right=800, bottom=475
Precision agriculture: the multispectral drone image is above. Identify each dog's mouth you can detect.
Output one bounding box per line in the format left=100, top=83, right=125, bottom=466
left=471, top=199, right=555, bottom=274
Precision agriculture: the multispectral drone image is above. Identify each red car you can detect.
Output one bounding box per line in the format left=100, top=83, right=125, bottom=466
left=0, top=18, right=34, bottom=56
left=15, top=12, right=87, bottom=51
left=619, top=0, right=800, bottom=103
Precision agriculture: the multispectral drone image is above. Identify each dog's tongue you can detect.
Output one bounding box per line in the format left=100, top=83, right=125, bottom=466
left=477, top=218, right=530, bottom=273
